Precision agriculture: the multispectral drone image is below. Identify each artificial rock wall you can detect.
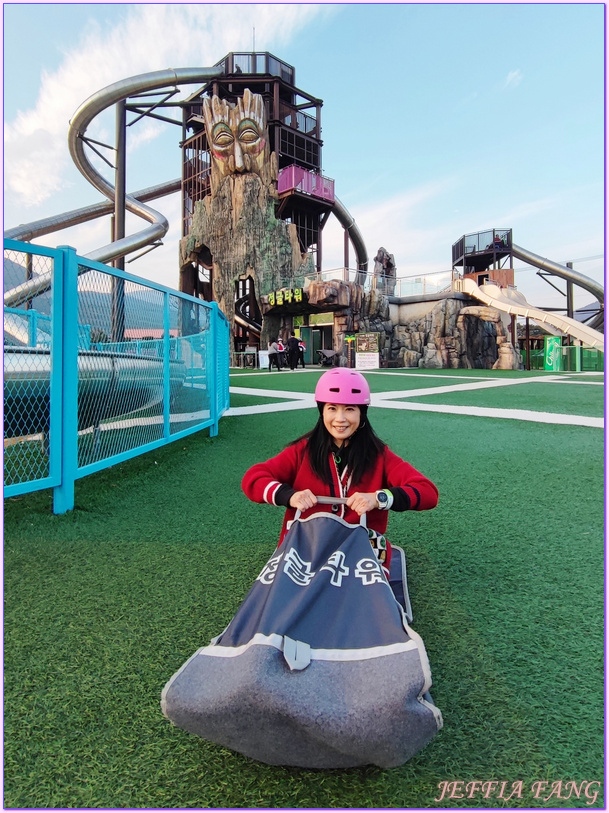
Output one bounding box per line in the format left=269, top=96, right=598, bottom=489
left=305, top=279, right=521, bottom=370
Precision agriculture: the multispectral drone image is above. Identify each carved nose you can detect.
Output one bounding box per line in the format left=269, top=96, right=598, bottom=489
left=233, top=140, right=245, bottom=172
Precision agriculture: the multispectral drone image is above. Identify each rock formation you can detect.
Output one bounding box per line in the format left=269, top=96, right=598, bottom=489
left=457, top=306, right=521, bottom=370
left=261, top=280, right=521, bottom=369
left=373, top=247, right=397, bottom=296
left=388, top=300, right=520, bottom=369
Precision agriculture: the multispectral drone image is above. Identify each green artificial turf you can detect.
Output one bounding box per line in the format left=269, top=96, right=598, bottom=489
left=403, top=381, right=604, bottom=417
left=229, top=368, right=506, bottom=393
left=228, top=393, right=298, bottom=407
left=230, top=369, right=323, bottom=394
left=4, top=371, right=604, bottom=808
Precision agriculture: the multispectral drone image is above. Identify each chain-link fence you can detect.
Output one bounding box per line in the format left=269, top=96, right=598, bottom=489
left=4, top=240, right=230, bottom=513
left=4, top=244, right=60, bottom=492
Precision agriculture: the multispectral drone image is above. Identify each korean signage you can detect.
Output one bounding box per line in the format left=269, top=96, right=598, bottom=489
left=356, top=353, right=380, bottom=370
left=267, top=288, right=305, bottom=307
left=256, top=547, right=386, bottom=589
left=355, top=331, right=380, bottom=370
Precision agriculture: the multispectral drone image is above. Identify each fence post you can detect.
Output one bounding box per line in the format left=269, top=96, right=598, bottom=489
left=53, top=246, right=79, bottom=514
left=209, top=302, right=219, bottom=437
left=47, top=247, right=64, bottom=490
left=163, top=290, right=171, bottom=439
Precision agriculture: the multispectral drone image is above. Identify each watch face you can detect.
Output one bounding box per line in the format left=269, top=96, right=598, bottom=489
left=377, top=491, right=388, bottom=504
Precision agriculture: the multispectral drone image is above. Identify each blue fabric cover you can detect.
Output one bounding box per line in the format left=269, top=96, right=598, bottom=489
left=162, top=512, right=442, bottom=768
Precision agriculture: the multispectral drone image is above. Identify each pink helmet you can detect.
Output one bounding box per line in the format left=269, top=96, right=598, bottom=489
left=314, top=368, right=371, bottom=405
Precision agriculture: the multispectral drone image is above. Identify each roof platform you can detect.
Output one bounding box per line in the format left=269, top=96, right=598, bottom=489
left=452, top=228, right=513, bottom=273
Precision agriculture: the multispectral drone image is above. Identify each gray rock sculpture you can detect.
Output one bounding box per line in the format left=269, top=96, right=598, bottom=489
left=373, top=247, right=397, bottom=296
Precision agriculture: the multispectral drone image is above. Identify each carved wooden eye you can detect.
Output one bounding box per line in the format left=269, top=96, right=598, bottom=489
left=237, top=119, right=260, bottom=144
left=212, top=123, right=234, bottom=147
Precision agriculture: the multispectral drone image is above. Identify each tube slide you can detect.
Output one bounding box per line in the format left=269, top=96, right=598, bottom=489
left=4, top=65, right=224, bottom=307
left=235, top=294, right=262, bottom=337
left=512, top=243, right=604, bottom=331
left=456, top=277, right=604, bottom=348
left=67, top=67, right=222, bottom=265
left=4, top=347, right=186, bottom=438
left=4, top=180, right=183, bottom=308
left=5, top=179, right=181, bottom=244
left=5, top=67, right=368, bottom=305
left=331, top=196, right=368, bottom=275
left=66, top=67, right=369, bottom=272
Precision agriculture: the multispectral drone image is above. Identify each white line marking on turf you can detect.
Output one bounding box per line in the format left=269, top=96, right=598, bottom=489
left=356, top=371, right=503, bottom=381
left=543, top=380, right=604, bottom=386
left=371, top=375, right=566, bottom=401
left=226, top=399, right=315, bottom=416
left=230, top=387, right=313, bottom=400
left=372, top=400, right=603, bottom=428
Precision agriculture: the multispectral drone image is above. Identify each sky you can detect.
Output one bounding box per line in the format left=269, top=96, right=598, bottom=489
left=3, top=2, right=605, bottom=313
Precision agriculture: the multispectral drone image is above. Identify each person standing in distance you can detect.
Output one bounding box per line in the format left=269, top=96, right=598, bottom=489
left=297, top=338, right=306, bottom=368
left=267, top=338, right=281, bottom=371
left=287, top=331, right=300, bottom=370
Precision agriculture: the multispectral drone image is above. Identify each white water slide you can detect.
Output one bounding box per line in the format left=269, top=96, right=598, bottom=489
left=455, top=277, right=604, bottom=349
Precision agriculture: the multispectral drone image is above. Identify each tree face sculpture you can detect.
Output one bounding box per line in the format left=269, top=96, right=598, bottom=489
left=203, top=89, right=273, bottom=191
left=182, top=87, right=301, bottom=347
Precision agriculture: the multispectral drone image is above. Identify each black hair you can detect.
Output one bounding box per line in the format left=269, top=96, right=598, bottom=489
left=290, top=404, right=385, bottom=485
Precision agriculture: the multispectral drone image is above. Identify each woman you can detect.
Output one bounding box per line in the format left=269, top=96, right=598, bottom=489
left=267, top=338, right=281, bottom=371
left=242, top=368, right=438, bottom=573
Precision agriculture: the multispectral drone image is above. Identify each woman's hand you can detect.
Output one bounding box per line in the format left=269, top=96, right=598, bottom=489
left=346, top=492, right=378, bottom=516
left=289, top=489, right=318, bottom=511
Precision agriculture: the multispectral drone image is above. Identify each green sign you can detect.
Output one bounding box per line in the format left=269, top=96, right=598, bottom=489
left=356, top=332, right=379, bottom=353
left=267, top=288, right=304, bottom=307
left=544, top=336, right=562, bottom=371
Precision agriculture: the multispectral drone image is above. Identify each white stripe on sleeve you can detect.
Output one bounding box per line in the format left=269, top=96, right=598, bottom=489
left=263, top=481, right=282, bottom=505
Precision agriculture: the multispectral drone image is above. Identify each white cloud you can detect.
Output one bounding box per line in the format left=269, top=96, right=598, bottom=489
left=127, top=121, right=166, bottom=153
left=323, top=179, right=460, bottom=276
left=4, top=3, right=329, bottom=212
left=503, top=69, right=523, bottom=89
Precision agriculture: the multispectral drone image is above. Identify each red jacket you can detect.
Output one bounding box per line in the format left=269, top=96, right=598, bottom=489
left=241, top=438, right=438, bottom=546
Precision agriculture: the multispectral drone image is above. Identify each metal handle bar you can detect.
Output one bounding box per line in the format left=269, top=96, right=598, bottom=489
left=292, top=495, right=367, bottom=528
left=314, top=496, right=348, bottom=505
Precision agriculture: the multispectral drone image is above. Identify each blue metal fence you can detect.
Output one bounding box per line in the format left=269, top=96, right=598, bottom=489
left=4, top=240, right=230, bottom=513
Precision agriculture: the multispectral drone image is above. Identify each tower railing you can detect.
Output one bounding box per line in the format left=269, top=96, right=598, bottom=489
left=214, top=52, right=295, bottom=84
left=277, top=165, right=335, bottom=203
left=303, top=268, right=453, bottom=297
left=277, top=103, right=317, bottom=136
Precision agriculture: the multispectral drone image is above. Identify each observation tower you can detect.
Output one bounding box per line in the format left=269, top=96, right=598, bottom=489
left=179, top=52, right=342, bottom=349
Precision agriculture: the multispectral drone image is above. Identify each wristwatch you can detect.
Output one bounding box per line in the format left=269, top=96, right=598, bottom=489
left=376, top=489, right=389, bottom=509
